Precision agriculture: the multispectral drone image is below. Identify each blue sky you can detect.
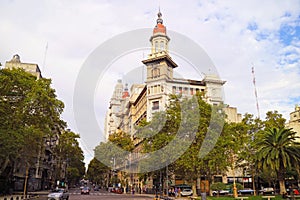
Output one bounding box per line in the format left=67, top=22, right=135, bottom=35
left=0, top=0, right=300, bottom=165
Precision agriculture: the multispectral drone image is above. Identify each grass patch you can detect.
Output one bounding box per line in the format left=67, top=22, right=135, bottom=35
left=203, top=195, right=283, bottom=200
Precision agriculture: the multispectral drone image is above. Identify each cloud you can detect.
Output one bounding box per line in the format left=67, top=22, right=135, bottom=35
left=1, top=0, right=300, bottom=165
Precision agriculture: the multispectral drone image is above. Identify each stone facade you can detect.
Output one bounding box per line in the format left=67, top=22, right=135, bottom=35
left=106, top=11, right=226, bottom=139
left=5, top=54, right=42, bottom=79
left=104, top=11, right=227, bottom=192
left=286, top=105, right=300, bottom=141
left=223, top=105, right=242, bottom=123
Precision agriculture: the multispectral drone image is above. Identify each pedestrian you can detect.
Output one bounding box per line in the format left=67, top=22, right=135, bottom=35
left=175, top=187, right=178, bottom=198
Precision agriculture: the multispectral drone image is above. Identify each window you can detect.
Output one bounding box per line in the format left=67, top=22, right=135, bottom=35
left=152, top=101, right=159, bottom=110
left=172, top=86, right=176, bottom=94
left=179, top=87, right=182, bottom=94
left=184, top=87, right=188, bottom=94
left=160, top=41, right=164, bottom=51
left=155, top=41, right=158, bottom=52
left=190, top=88, right=194, bottom=95
left=152, top=68, right=160, bottom=78
left=153, top=85, right=158, bottom=93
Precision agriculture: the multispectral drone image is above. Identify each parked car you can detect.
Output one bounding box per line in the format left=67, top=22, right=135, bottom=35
left=259, top=187, right=274, bottom=195
left=94, top=185, right=100, bottom=191
left=81, top=186, right=90, bottom=195
left=287, top=188, right=300, bottom=195
left=48, top=188, right=69, bottom=200
left=180, top=189, right=193, bottom=196
left=212, top=190, right=230, bottom=196
left=238, top=188, right=254, bottom=195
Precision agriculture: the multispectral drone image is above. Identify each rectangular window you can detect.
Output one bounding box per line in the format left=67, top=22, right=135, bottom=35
left=179, top=87, right=182, bottom=94
left=154, top=85, right=158, bottom=93
left=184, top=87, right=188, bottom=94
left=172, top=86, right=176, bottom=94
left=152, top=101, right=159, bottom=110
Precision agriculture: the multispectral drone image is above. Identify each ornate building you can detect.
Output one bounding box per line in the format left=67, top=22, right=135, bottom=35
left=105, top=11, right=226, bottom=140
left=104, top=11, right=227, bottom=191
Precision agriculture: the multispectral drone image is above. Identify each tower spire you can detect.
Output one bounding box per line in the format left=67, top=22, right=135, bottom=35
left=157, top=8, right=163, bottom=24
left=150, top=9, right=169, bottom=54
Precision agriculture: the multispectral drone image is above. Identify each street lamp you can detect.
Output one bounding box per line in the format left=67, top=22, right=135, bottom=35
left=231, top=151, right=238, bottom=198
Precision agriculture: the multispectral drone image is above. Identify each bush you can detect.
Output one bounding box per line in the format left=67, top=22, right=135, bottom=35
left=211, top=182, right=227, bottom=191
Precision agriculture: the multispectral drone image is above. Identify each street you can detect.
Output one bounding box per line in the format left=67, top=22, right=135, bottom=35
left=39, top=188, right=154, bottom=200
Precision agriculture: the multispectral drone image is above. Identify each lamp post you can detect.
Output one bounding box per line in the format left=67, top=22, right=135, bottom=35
left=231, top=151, right=238, bottom=198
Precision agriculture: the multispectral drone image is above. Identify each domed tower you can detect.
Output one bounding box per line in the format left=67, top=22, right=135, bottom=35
left=150, top=10, right=170, bottom=54
left=142, top=10, right=178, bottom=121
left=142, top=10, right=177, bottom=83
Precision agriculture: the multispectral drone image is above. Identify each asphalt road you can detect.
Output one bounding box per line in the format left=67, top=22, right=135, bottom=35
left=40, top=188, right=155, bottom=200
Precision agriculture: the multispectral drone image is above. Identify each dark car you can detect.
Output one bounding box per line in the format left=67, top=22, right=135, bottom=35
left=94, top=185, right=100, bottom=191
left=81, top=186, right=90, bottom=195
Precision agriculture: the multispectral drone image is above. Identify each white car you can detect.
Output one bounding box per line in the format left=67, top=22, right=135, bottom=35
left=48, top=188, right=69, bottom=200
left=212, top=190, right=230, bottom=196
left=181, top=189, right=193, bottom=196
left=259, top=187, right=274, bottom=195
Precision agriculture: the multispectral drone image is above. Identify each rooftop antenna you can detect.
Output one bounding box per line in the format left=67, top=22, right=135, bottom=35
left=42, top=42, right=48, bottom=71
left=252, top=64, right=260, bottom=118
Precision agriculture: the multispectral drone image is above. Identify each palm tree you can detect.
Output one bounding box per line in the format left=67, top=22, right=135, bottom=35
left=256, top=127, right=300, bottom=194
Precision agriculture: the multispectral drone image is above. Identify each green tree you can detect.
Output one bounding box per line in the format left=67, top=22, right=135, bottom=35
left=210, top=182, right=226, bottom=196
left=236, top=113, right=263, bottom=195
left=94, top=130, right=134, bottom=187
left=87, top=158, right=110, bottom=187
left=264, top=111, right=286, bottom=130
left=0, top=68, right=65, bottom=191
left=54, top=130, right=85, bottom=187
left=256, top=127, right=300, bottom=194
left=137, top=93, right=226, bottom=196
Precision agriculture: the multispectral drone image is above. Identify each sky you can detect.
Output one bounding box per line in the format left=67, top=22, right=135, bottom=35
left=1, top=0, right=300, bottom=166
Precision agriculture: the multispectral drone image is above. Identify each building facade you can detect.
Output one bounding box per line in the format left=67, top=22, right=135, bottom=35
left=286, top=105, right=300, bottom=141
left=106, top=11, right=226, bottom=140
left=103, top=11, right=229, bottom=192
left=5, top=54, right=42, bottom=79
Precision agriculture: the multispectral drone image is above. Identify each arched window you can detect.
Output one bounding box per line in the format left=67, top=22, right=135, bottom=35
left=160, top=41, right=164, bottom=51
left=155, top=41, right=158, bottom=52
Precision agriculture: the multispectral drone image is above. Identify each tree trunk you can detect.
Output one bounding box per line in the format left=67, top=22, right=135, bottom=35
left=279, top=179, right=286, bottom=195
left=0, top=157, right=10, bottom=175
left=197, top=177, right=201, bottom=195
left=23, top=165, right=29, bottom=197
left=252, top=170, right=256, bottom=196
left=192, top=181, right=198, bottom=197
